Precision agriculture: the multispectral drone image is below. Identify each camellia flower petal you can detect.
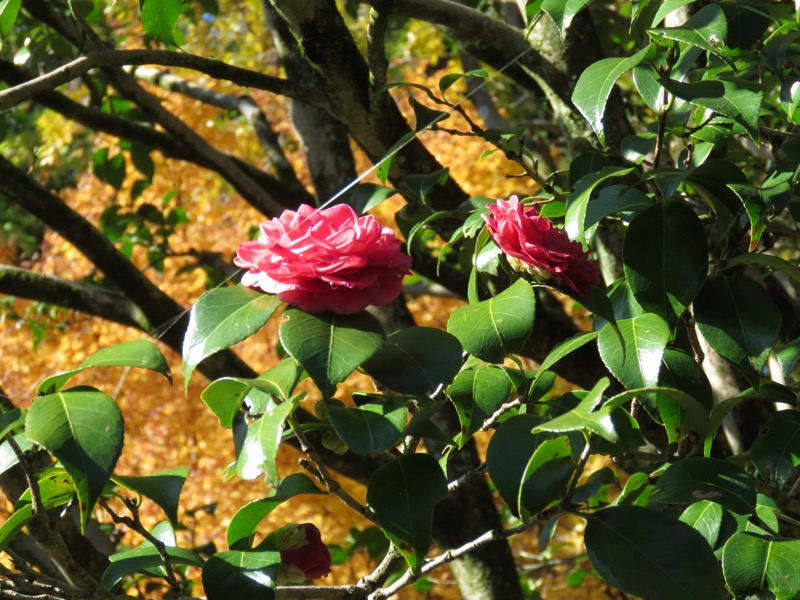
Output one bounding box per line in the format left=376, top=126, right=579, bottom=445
left=234, top=204, right=413, bottom=314
left=274, top=523, right=332, bottom=581
left=482, top=196, right=601, bottom=296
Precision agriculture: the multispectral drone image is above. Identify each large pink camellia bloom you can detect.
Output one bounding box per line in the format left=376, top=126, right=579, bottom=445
left=483, top=196, right=601, bottom=296
left=234, top=204, right=412, bottom=314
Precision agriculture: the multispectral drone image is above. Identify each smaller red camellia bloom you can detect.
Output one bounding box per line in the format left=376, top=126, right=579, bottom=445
left=234, top=204, right=413, bottom=314
left=275, top=523, right=332, bottom=581
left=482, top=196, right=601, bottom=296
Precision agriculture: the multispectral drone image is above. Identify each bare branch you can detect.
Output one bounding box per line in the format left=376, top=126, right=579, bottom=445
left=0, top=49, right=328, bottom=111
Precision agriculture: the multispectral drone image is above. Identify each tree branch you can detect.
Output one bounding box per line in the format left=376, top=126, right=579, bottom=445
left=0, top=58, right=312, bottom=212
left=0, top=49, right=328, bottom=111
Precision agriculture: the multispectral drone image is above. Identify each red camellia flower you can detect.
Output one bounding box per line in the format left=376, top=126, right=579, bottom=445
left=275, top=523, right=332, bottom=581
left=482, top=196, right=601, bottom=296
left=234, top=204, right=413, bottom=314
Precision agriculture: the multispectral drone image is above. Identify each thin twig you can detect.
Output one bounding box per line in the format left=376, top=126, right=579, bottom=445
left=447, top=462, right=487, bottom=493
left=5, top=435, right=45, bottom=520
left=100, top=499, right=182, bottom=599
left=480, top=399, right=522, bottom=432
left=290, top=417, right=379, bottom=525
left=356, top=546, right=404, bottom=595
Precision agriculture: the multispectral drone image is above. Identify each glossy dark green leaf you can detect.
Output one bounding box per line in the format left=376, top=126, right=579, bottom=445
left=722, top=532, right=800, bottom=600
left=350, top=183, right=399, bottom=214
left=140, top=0, right=181, bottom=45
left=227, top=474, right=324, bottom=550
left=25, top=389, right=124, bottom=532
left=486, top=414, right=549, bottom=515
left=183, top=285, right=282, bottom=389
left=694, top=276, right=781, bottom=387
left=38, top=339, right=171, bottom=395
left=92, top=148, right=126, bottom=189
left=623, top=202, right=708, bottom=325
left=202, top=550, right=279, bottom=600
left=607, top=386, right=708, bottom=439
left=518, top=436, right=574, bottom=518
left=648, top=4, right=728, bottom=58
left=447, top=366, right=512, bottom=444
left=585, top=506, right=724, bottom=600
left=103, top=544, right=203, bottom=588
left=726, top=252, right=800, bottom=286
left=598, top=314, right=670, bottom=389
left=541, top=0, right=591, bottom=35
left=0, top=435, right=32, bottom=477
left=0, top=0, right=21, bottom=36
left=235, top=400, right=296, bottom=484
left=0, top=408, right=24, bottom=439
left=447, top=279, right=534, bottom=363
left=201, top=358, right=304, bottom=427
left=750, top=412, right=800, bottom=487
left=535, top=379, right=634, bottom=444
left=114, top=468, right=189, bottom=526
left=279, top=309, right=385, bottom=397
left=328, top=400, right=407, bottom=454
left=0, top=470, right=74, bottom=552
left=679, top=500, right=723, bottom=548
left=530, top=331, right=599, bottom=390
left=565, top=166, right=636, bottom=244
left=572, top=46, right=652, bottom=146
left=439, top=69, right=487, bottom=95
left=363, top=327, right=462, bottom=395
left=650, top=0, right=696, bottom=28
left=367, top=454, right=448, bottom=571
left=651, top=457, right=756, bottom=515
left=655, top=349, right=713, bottom=442
left=662, top=77, right=762, bottom=139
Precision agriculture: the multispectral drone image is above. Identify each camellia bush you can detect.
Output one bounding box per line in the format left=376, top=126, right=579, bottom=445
left=2, top=0, right=800, bottom=599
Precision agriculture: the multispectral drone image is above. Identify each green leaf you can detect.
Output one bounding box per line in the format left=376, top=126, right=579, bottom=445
left=376, top=132, right=415, bottom=184
left=541, top=0, right=592, bottom=35
left=598, top=314, right=670, bottom=389
left=661, top=77, right=763, bottom=139
left=409, top=97, right=449, bottom=132
left=0, top=0, right=22, bottom=37
left=25, top=389, right=124, bottom=532
left=648, top=4, right=728, bottom=58
left=0, top=435, right=32, bottom=477
left=572, top=45, right=653, bottom=146
left=227, top=473, right=324, bottom=550
left=607, top=386, right=708, bottom=439
left=140, top=0, right=182, bottom=45
left=39, top=340, right=171, bottom=395
left=279, top=309, right=385, bottom=397
left=447, top=366, right=513, bottom=445
left=438, top=69, right=487, bottom=96
left=103, top=544, right=203, bottom=588
left=722, top=532, right=800, bottom=600
left=405, top=169, right=450, bottom=203
left=183, top=285, right=283, bottom=390
left=235, top=399, right=296, bottom=484
left=585, top=506, right=724, bottom=600
left=650, top=0, right=696, bottom=28
left=200, top=358, right=304, bottom=427
left=530, top=331, right=599, bottom=390
left=367, top=454, right=448, bottom=571
left=487, top=414, right=550, bottom=515
left=656, top=349, right=713, bottom=442
left=363, top=327, right=462, bottom=395
left=518, top=435, right=574, bottom=518
left=202, top=550, right=279, bottom=600
left=92, top=148, right=126, bottom=190
left=566, top=166, right=636, bottom=245
left=0, top=408, right=24, bottom=439
left=694, top=276, right=781, bottom=387
left=114, top=468, right=190, bottom=526
left=680, top=500, right=724, bottom=548
left=749, top=412, right=800, bottom=487
left=623, top=202, right=708, bottom=325
left=0, top=471, right=74, bottom=552
left=725, top=252, right=800, bottom=286
left=447, top=279, right=535, bottom=363
left=535, top=379, right=615, bottom=443
left=350, top=184, right=399, bottom=214
left=328, top=400, right=407, bottom=454
left=585, top=185, right=654, bottom=231
left=651, top=457, right=756, bottom=515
